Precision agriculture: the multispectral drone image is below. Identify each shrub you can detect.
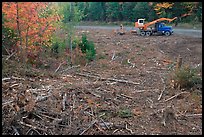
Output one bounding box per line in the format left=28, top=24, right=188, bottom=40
left=78, top=34, right=96, bottom=62
left=2, top=27, right=19, bottom=55
left=169, top=65, right=202, bottom=90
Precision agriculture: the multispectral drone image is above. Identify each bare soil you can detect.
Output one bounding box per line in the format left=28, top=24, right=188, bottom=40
left=2, top=29, right=202, bottom=135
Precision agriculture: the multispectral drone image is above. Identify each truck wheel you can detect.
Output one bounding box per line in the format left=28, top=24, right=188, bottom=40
left=164, top=31, right=171, bottom=36
left=140, top=31, right=146, bottom=36
left=146, top=31, right=151, bottom=36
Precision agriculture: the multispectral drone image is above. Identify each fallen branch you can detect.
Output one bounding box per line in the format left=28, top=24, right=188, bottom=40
left=55, top=62, right=64, bottom=73
left=79, top=120, right=98, bottom=135
left=19, top=121, right=47, bottom=132
left=2, top=77, right=11, bottom=81
left=2, top=100, right=15, bottom=106
left=125, top=124, right=134, bottom=134
left=185, top=113, right=202, bottom=117
left=164, top=92, right=188, bottom=102
left=36, top=94, right=52, bottom=102
left=94, top=123, right=107, bottom=135
left=158, top=75, right=166, bottom=101
left=12, top=76, right=25, bottom=81
left=10, top=83, right=19, bottom=88
left=60, top=65, right=80, bottom=73
left=75, top=73, right=140, bottom=85
left=12, top=126, right=20, bottom=135
left=120, top=93, right=133, bottom=99
left=6, top=51, right=16, bottom=60
left=99, top=119, right=112, bottom=130
left=62, top=92, right=67, bottom=111
left=111, top=51, right=115, bottom=61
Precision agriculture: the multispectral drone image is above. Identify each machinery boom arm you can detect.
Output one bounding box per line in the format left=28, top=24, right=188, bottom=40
left=141, top=17, right=177, bottom=30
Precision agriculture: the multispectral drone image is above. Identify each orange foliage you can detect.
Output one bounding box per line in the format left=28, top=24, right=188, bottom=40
left=2, top=2, right=60, bottom=53
left=154, top=2, right=174, bottom=11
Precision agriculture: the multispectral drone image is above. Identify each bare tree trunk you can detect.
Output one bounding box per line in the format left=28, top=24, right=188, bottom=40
left=25, top=25, right=30, bottom=65
left=16, top=2, right=23, bottom=62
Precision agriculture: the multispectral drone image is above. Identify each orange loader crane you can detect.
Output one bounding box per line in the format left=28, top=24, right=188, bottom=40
left=133, top=17, right=177, bottom=36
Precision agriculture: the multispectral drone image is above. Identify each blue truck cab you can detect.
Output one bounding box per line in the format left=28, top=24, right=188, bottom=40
left=155, top=22, right=173, bottom=36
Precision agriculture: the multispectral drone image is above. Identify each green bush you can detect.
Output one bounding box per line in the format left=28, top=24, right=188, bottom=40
left=78, top=34, right=96, bottom=62
left=170, top=66, right=202, bottom=89
left=2, top=27, right=19, bottom=55
left=118, top=108, right=133, bottom=118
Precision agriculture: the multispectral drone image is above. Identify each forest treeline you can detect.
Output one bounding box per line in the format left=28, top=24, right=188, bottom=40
left=62, top=2, right=202, bottom=23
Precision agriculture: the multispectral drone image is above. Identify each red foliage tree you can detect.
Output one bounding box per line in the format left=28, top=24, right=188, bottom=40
left=2, top=2, right=60, bottom=63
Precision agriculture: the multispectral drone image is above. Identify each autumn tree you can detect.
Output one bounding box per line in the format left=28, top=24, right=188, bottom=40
left=2, top=2, right=60, bottom=64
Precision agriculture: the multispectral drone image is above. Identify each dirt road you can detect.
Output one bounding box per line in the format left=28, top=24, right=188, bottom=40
left=76, top=26, right=202, bottom=38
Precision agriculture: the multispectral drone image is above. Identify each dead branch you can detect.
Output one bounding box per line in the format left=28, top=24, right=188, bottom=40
left=158, top=75, right=166, bottom=101
left=55, top=62, right=64, bottom=73
left=87, top=90, right=101, bottom=98
left=10, top=83, right=19, bottom=88
left=75, top=72, right=140, bottom=85
left=36, top=94, right=52, bottom=102
left=2, top=77, right=11, bottom=81
left=19, top=121, right=47, bottom=132
left=37, top=112, right=62, bottom=121
left=184, top=113, right=202, bottom=117
left=6, top=51, right=16, bottom=60
left=72, top=94, right=76, bottom=110
left=125, top=124, right=134, bottom=134
left=12, top=126, right=20, bottom=135
left=111, top=51, right=116, bottom=61
left=94, top=123, right=107, bottom=135
left=120, top=93, right=133, bottom=99
left=99, top=119, right=112, bottom=129
left=79, top=119, right=98, bottom=135
left=2, top=100, right=15, bottom=106
left=112, top=129, right=119, bottom=134
left=60, top=65, right=80, bottom=73
left=12, top=76, right=25, bottom=81
left=164, top=92, right=188, bottom=102
left=62, top=92, right=67, bottom=111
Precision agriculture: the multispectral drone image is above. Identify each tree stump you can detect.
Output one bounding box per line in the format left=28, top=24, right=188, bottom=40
left=176, top=55, right=182, bottom=71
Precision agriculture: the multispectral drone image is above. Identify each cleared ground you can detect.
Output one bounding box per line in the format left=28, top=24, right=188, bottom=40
left=2, top=28, right=202, bottom=135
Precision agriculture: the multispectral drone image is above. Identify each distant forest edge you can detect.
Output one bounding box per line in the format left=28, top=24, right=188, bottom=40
left=59, top=2, right=202, bottom=24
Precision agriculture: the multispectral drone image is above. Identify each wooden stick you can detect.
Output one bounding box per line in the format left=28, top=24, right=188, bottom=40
left=36, top=94, right=52, bottom=102
left=10, top=83, right=19, bottom=88
left=60, top=65, right=80, bottom=73
left=12, top=126, right=20, bottom=135
left=79, top=120, right=97, bottom=135
left=94, top=123, right=107, bottom=135
left=2, top=77, right=11, bottom=81
left=19, top=121, right=47, bottom=132
left=76, top=73, right=140, bottom=85
left=6, top=51, right=16, bottom=60
left=125, top=124, right=134, bottom=134
left=164, top=92, right=188, bottom=102
left=111, top=51, right=115, bottom=60
left=55, top=62, right=63, bottom=73
left=158, top=75, right=166, bottom=101
left=12, top=76, right=25, bottom=81
left=120, top=93, right=133, bottom=99
left=99, top=119, right=112, bottom=129
left=185, top=113, right=202, bottom=117
left=62, top=92, right=67, bottom=111
left=2, top=100, right=14, bottom=106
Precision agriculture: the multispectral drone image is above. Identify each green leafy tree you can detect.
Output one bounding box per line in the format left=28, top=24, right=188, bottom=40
left=133, top=2, right=156, bottom=22
left=106, top=2, right=122, bottom=22
left=121, top=2, right=137, bottom=22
